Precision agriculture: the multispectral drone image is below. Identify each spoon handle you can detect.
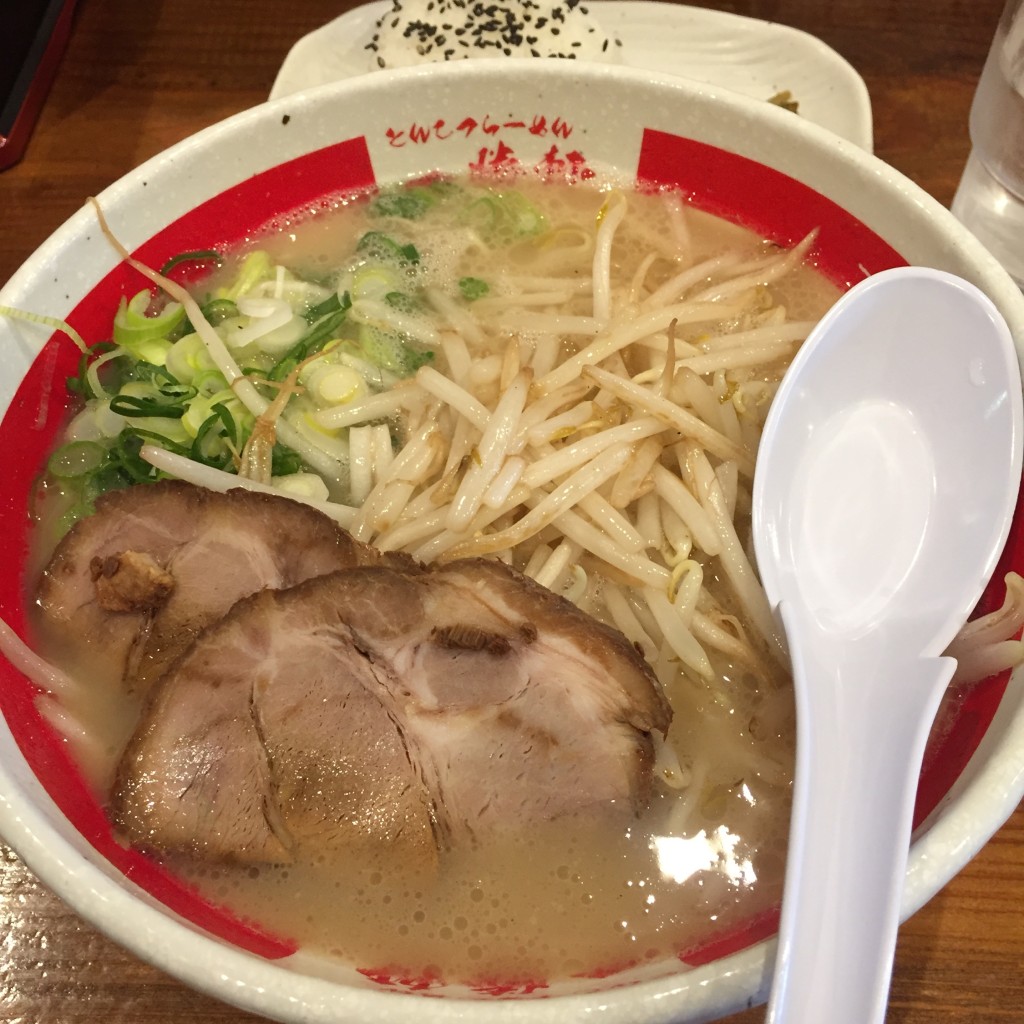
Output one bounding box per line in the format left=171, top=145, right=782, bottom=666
left=766, top=607, right=957, bottom=1024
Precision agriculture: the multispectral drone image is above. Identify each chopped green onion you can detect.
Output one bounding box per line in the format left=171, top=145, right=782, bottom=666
left=193, top=368, right=229, bottom=395
left=356, top=232, right=420, bottom=266
left=370, top=188, right=435, bottom=221
left=127, top=428, right=192, bottom=459
left=108, top=384, right=197, bottom=419
left=67, top=341, right=117, bottom=398
left=369, top=180, right=462, bottom=220
left=159, top=249, right=222, bottom=277
left=268, top=301, right=351, bottom=382
left=105, top=432, right=160, bottom=485
left=353, top=266, right=405, bottom=301
left=47, top=441, right=109, bottom=480
left=462, top=189, right=547, bottom=243
left=190, top=403, right=238, bottom=468
left=200, top=298, right=239, bottom=325
left=113, top=290, right=187, bottom=358
left=459, top=277, right=490, bottom=301
left=358, top=324, right=434, bottom=377
left=0, top=305, right=89, bottom=352
left=384, top=291, right=421, bottom=314
left=271, top=445, right=304, bottom=477
left=166, top=332, right=218, bottom=385
left=220, top=251, right=273, bottom=301
left=303, top=292, right=342, bottom=324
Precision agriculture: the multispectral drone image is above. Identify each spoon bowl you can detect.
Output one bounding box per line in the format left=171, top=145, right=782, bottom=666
left=756, top=266, right=1022, bottom=653
left=752, top=265, right=1023, bottom=1023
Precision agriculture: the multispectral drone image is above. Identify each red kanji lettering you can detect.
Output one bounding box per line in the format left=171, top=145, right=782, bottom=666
left=491, top=139, right=518, bottom=167
left=534, top=145, right=593, bottom=181
left=469, top=140, right=520, bottom=173
left=565, top=150, right=594, bottom=181
left=536, top=143, right=566, bottom=175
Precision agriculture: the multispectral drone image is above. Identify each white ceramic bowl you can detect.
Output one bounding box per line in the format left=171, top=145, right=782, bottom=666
left=2, top=59, right=1023, bottom=1024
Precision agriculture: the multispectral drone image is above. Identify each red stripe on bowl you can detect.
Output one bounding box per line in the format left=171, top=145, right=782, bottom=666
left=637, top=128, right=907, bottom=289
left=0, top=126, right=1018, bottom=979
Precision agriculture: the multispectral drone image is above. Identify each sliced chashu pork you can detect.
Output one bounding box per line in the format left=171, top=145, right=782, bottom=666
left=113, top=559, right=671, bottom=865
left=36, top=480, right=411, bottom=694
left=112, top=581, right=438, bottom=866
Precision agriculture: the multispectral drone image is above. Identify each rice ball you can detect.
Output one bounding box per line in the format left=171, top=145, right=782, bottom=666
left=367, top=0, right=622, bottom=69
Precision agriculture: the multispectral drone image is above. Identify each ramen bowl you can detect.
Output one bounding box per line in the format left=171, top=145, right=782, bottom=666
left=1, top=59, right=1022, bottom=1024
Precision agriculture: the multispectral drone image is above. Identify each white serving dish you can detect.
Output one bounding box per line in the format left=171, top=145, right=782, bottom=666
left=271, top=1, right=874, bottom=150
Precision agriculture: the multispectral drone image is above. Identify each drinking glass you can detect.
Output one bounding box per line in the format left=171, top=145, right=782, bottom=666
left=952, top=0, right=1024, bottom=287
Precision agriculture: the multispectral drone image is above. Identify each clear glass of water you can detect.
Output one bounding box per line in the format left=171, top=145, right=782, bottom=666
left=952, top=0, right=1024, bottom=287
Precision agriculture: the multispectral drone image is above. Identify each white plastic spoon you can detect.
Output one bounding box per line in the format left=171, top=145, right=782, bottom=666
left=752, top=266, right=1023, bottom=1024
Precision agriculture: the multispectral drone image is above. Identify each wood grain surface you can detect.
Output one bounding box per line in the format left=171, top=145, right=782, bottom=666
left=1, top=1, right=1022, bottom=1022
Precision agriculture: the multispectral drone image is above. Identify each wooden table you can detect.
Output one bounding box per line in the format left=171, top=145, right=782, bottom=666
left=1, top=1, right=1022, bottom=1021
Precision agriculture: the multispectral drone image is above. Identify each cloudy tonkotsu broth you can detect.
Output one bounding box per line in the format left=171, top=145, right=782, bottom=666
left=32, top=176, right=842, bottom=985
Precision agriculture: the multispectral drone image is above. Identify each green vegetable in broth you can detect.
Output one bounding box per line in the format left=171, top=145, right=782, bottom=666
left=112, top=290, right=187, bottom=362
left=158, top=248, right=222, bottom=277
left=25, top=179, right=556, bottom=530
left=459, top=276, right=490, bottom=301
